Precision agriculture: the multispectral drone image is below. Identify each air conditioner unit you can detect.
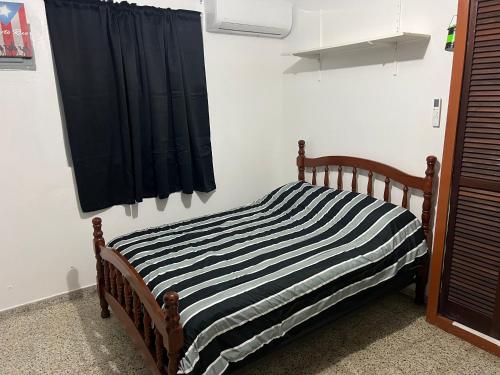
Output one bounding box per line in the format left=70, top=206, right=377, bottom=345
left=205, top=0, right=293, bottom=39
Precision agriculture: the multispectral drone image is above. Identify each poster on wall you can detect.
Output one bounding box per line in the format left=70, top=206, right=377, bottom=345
left=0, top=1, right=32, bottom=58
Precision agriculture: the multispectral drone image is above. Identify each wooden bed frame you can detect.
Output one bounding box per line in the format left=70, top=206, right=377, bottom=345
left=92, top=140, right=437, bottom=375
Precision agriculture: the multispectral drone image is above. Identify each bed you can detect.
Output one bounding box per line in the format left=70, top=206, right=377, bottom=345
left=91, top=140, right=437, bottom=375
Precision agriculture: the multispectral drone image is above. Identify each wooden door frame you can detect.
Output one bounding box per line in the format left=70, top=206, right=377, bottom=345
left=426, top=0, right=500, bottom=356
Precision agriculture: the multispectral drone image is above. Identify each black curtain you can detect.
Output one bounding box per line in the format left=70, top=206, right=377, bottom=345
left=45, top=0, right=216, bottom=212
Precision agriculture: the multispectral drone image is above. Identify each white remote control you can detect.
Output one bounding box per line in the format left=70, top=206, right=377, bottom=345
left=432, top=98, right=442, bottom=128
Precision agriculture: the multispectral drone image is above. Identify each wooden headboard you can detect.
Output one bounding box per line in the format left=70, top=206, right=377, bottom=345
left=296, top=140, right=438, bottom=248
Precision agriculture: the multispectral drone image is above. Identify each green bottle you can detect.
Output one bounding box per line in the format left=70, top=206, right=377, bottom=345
left=446, top=25, right=456, bottom=52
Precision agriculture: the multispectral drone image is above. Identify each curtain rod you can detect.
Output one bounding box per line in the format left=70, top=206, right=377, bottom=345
left=100, top=0, right=204, bottom=4
left=98, top=0, right=205, bottom=11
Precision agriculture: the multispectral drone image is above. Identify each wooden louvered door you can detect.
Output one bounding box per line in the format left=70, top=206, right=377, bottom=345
left=439, top=0, right=500, bottom=339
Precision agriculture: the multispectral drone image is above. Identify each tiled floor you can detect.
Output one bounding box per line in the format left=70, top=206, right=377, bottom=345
left=1, top=290, right=498, bottom=374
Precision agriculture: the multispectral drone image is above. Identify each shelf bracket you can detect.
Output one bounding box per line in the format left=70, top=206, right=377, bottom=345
left=317, top=56, right=322, bottom=82
left=393, top=41, right=399, bottom=77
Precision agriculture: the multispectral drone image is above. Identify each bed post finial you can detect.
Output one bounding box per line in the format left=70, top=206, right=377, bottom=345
left=164, top=291, right=183, bottom=375
left=297, top=140, right=305, bottom=181
left=416, top=155, right=437, bottom=305
left=92, top=217, right=110, bottom=318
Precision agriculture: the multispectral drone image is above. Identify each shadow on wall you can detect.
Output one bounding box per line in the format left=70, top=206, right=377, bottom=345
left=284, top=38, right=430, bottom=74
left=66, top=268, right=149, bottom=374
left=66, top=267, right=84, bottom=300
left=76, top=191, right=215, bottom=221
left=155, top=190, right=214, bottom=211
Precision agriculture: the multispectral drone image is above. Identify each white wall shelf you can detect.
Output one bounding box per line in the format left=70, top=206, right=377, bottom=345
left=284, top=32, right=431, bottom=58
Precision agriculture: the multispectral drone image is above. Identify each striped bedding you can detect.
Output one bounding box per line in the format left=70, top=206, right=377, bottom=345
left=108, top=181, right=428, bottom=375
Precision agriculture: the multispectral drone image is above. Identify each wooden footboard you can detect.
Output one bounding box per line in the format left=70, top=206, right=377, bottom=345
left=92, top=218, right=183, bottom=375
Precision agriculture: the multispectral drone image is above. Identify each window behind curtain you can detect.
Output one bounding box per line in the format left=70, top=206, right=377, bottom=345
left=45, top=0, right=216, bottom=212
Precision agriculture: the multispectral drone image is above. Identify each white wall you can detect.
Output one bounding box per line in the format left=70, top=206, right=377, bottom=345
left=279, top=0, right=458, bottom=218
left=0, top=0, right=286, bottom=311
left=1, top=0, right=458, bottom=311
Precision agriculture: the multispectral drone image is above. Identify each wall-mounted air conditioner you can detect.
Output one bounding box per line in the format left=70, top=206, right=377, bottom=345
left=205, top=0, right=293, bottom=39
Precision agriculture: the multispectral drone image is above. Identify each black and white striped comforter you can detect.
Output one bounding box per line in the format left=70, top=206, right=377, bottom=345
left=109, top=181, right=427, bottom=375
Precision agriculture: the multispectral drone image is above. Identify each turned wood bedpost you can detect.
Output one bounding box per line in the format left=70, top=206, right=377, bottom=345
left=422, top=156, right=437, bottom=247
left=297, top=140, right=305, bottom=181
left=92, top=217, right=110, bottom=319
left=164, top=291, right=184, bottom=375
left=415, top=156, right=437, bottom=305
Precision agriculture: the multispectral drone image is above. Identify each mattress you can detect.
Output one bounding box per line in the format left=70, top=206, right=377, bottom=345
left=108, top=181, right=428, bottom=375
